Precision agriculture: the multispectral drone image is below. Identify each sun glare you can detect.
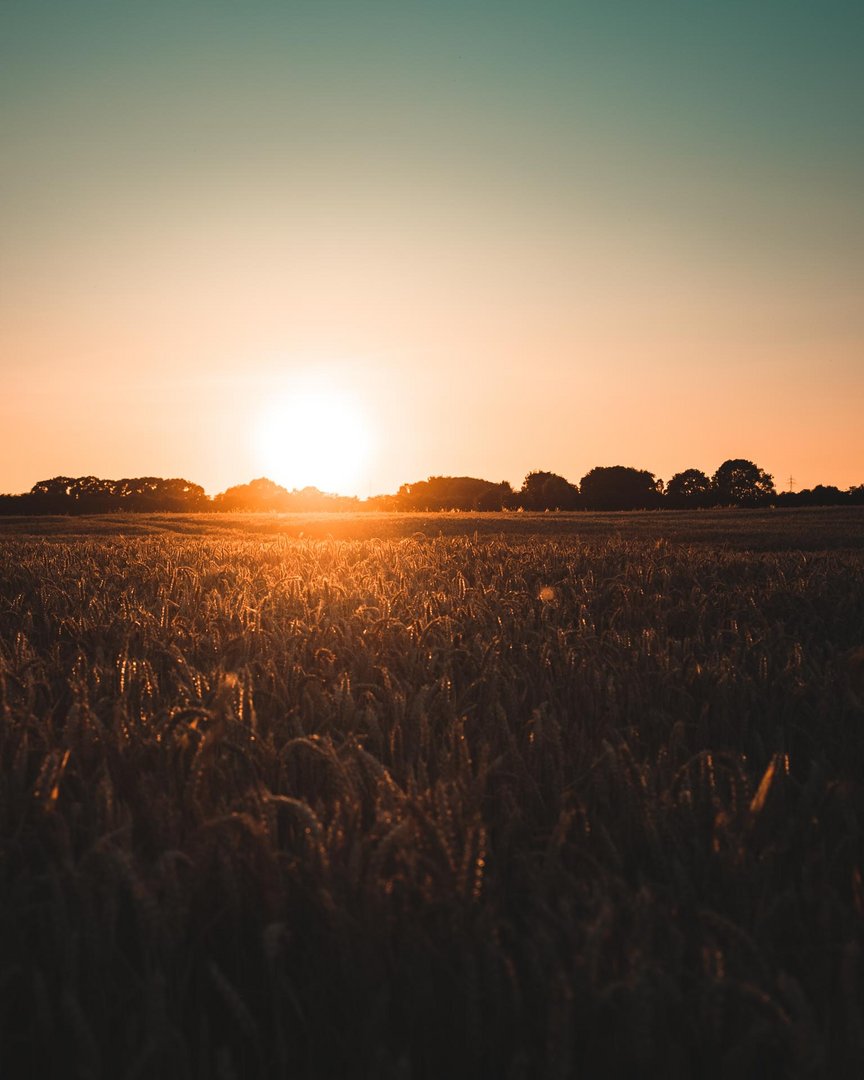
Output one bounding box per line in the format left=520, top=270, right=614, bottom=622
left=252, top=381, right=372, bottom=495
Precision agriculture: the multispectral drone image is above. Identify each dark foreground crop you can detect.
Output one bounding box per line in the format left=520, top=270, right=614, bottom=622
left=1, top=516, right=863, bottom=1077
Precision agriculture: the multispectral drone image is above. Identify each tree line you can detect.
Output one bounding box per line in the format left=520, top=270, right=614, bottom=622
left=0, top=475, right=359, bottom=515
left=376, top=460, right=864, bottom=511
left=1, top=460, right=862, bottom=515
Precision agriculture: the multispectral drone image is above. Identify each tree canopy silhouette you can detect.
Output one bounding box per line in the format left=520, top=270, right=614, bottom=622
left=579, top=466, right=662, bottom=510
left=519, top=471, right=580, bottom=510
left=713, top=459, right=775, bottom=507
left=213, top=478, right=359, bottom=512
left=665, top=469, right=713, bottom=508
left=19, top=475, right=208, bottom=513
left=214, top=477, right=291, bottom=512
left=394, top=477, right=513, bottom=511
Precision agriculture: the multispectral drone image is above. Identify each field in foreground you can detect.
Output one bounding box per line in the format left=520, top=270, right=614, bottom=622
left=1, top=512, right=863, bottom=1077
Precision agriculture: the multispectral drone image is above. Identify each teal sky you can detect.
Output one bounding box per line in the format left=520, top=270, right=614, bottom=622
left=2, top=1, right=862, bottom=494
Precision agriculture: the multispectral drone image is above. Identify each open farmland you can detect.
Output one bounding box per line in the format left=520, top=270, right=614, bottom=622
left=1, top=510, right=863, bottom=1078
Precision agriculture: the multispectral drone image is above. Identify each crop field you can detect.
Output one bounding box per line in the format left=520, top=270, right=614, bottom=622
left=1, top=509, right=863, bottom=1078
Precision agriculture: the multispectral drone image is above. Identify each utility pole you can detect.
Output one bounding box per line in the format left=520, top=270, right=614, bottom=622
left=787, top=474, right=795, bottom=492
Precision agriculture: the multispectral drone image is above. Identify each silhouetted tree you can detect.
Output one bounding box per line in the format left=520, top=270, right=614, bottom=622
left=665, top=469, right=714, bottom=508
left=30, top=477, right=76, bottom=496
left=212, top=478, right=358, bottom=512
left=519, top=471, right=580, bottom=510
left=476, top=481, right=515, bottom=511
left=713, top=459, right=775, bottom=506
left=105, top=477, right=207, bottom=508
left=71, top=476, right=112, bottom=498
left=160, top=478, right=208, bottom=505
left=288, top=486, right=361, bottom=511
left=362, top=493, right=399, bottom=511
left=395, top=477, right=513, bottom=511
left=776, top=484, right=852, bottom=508
left=214, top=478, right=292, bottom=511
left=579, top=466, right=662, bottom=510
left=24, top=475, right=208, bottom=512
left=802, top=485, right=844, bottom=506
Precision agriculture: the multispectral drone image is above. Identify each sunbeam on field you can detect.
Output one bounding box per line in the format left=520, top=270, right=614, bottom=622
left=251, top=376, right=373, bottom=495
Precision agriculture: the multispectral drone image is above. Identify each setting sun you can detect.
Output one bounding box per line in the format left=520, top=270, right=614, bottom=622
left=251, top=379, right=372, bottom=495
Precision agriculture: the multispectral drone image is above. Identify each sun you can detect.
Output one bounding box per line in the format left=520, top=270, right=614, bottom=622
left=252, top=380, right=372, bottom=495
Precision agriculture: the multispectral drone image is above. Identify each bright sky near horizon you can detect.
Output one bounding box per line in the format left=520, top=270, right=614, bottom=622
left=2, top=0, right=862, bottom=496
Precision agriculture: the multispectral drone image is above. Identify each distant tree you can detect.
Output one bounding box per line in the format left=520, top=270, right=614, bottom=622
left=214, top=478, right=292, bottom=511
left=29, top=475, right=208, bottom=511
left=30, top=477, right=76, bottom=497
left=29, top=475, right=112, bottom=508
left=362, top=493, right=399, bottom=511
left=158, top=478, right=208, bottom=506
left=212, top=479, right=358, bottom=512
left=519, top=471, right=580, bottom=510
left=395, top=477, right=512, bottom=511
left=109, top=477, right=207, bottom=507
left=70, top=476, right=113, bottom=498
left=286, top=486, right=361, bottom=511
left=476, top=481, right=516, bottom=511
left=712, top=459, right=775, bottom=506
left=665, top=468, right=713, bottom=508
left=579, top=466, right=662, bottom=510
left=804, top=485, right=844, bottom=506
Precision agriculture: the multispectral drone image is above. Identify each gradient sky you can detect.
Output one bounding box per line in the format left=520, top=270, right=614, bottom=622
left=2, top=0, right=862, bottom=496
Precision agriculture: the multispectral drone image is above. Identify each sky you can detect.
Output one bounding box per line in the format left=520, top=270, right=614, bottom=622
left=2, top=0, right=862, bottom=496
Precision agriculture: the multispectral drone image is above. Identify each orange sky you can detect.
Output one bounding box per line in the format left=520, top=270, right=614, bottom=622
left=2, top=2, right=862, bottom=496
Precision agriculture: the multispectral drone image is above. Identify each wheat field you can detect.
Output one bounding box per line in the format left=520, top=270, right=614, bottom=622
left=1, top=511, right=863, bottom=1078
